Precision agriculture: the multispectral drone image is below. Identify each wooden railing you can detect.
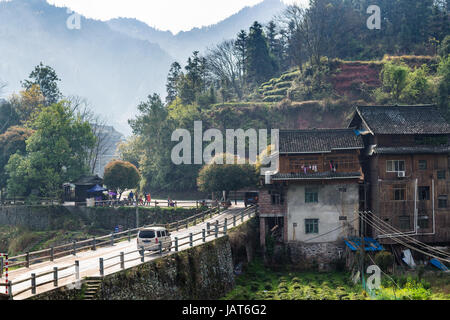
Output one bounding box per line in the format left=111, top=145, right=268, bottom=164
left=1, top=205, right=257, bottom=299
left=2, top=205, right=223, bottom=270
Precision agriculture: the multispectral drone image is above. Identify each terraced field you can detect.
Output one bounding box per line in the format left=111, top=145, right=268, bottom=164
left=222, top=260, right=450, bottom=300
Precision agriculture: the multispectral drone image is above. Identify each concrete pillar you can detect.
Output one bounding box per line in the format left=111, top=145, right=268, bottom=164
left=260, top=217, right=266, bottom=248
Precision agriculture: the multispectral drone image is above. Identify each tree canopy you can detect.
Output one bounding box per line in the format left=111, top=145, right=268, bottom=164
left=103, top=160, right=141, bottom=199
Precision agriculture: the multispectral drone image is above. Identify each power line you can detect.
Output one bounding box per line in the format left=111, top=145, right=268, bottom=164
left=303, top=215, right=360, bottom=243
left=360, top=212, right=450, bottom=263
left=360, top=211, right=450, bottom=259
left=360, top=212, right=450, bottom=258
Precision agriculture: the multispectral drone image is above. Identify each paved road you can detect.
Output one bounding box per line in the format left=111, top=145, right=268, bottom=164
left=5, top=205, right=254, bottom=300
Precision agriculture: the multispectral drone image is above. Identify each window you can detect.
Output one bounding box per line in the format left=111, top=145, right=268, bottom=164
left=305, top=219, right=319, bottom=234
left=399, top=216, right=411, bottom=230
left=418, top=216, right=429, bottom=229
left=418, top=186, right=430, bottom=200
left=271, top=191, right=284, bottom=205
left=138, top=230, right=155, bottom=239
left=418, top=160, right=427, bottom=170
left=157, top=231, right=162, bottom=237
left=438, top=195, right=448, bottom=209
left=305, top=188, right=319, bottom=203
left=392, top=184, right=406, bottom=201
left=437, top=170, right=446, bottom=180
left=387, top=160, right=405, bottom=173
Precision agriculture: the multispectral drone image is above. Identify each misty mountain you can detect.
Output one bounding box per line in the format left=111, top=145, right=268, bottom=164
left=107, top=0, right=287, bottom=62
left=0, top=0, right=286, bottom=135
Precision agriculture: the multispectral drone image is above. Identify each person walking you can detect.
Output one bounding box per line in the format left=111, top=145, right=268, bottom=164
left=128, top=191, right=134, bottom=205
left=146, top=193, right=151, bottom=206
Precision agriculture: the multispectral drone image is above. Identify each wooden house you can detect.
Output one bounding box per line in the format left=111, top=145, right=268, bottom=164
left=349, top=105, right=450, bottom=245
left=259, top=129, right=365, bottom=267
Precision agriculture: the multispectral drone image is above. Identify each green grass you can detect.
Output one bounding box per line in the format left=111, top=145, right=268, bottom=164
left=221, top=260, right=450, bottom=300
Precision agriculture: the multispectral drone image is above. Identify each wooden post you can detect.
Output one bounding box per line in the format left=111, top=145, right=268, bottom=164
left=50, top=247, right=54, bottom=262
left=159, top=242, right=163, bottom=255
left=72, top=241, right=77, bottom=256
left=189, top=233, right=193, bottom=247
left=128, top=230, right=131, bottom=242
left=31, top=273, right=36, bottom=294
left=92, top=237, right=96, bottom=251
left=202, top=229, right=206, bottom=243
left=224, top=218, right=227, bottom=234
left=26, top=252, right=30, bottom=268
left=233, top=215, right=236, bottom=227
left=53, top=267, right=58, bottom=287
left=120, top=252, right=125, bottom=269
left=99, top=258, right=104, bottom=277
left=207, top=222, right=210, bottom=235
left=175, top=237, right=179, bottom=252
left=75, top=260, right=80, bottom=280
left=110, top=234, right=114, bottom=246
left=140, top=250, right=145, bottom=263
left=215, top=223, right=218, bottom=238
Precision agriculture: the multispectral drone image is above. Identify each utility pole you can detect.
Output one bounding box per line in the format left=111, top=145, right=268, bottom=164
left=360, top=211, right=366, bottom=291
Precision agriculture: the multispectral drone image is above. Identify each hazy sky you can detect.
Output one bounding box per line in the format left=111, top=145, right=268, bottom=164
left=44, top=0, right=308, bottom=34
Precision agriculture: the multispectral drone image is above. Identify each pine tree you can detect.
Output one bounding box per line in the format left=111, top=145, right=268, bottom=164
left=166, top=62, right=182, bottom=104
left=246, top=21, right=277, bottom=85
left=235, top=30, right=248, bottom=84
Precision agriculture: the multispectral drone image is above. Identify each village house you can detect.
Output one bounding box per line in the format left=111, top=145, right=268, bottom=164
left=348, top=105, right=450, bottom=247
left=259, top=129, right=365, bottom=268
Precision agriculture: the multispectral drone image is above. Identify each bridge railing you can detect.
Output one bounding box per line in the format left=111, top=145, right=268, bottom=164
left=3, top=205, right=257, bottom=299
left=97, top=205, right=257, bottom=278
left=1, top=261, right=79, bottom=299
left=2, top=205, right=225, bottom=271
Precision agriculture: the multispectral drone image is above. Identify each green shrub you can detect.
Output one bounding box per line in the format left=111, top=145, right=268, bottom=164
left=374, top=251, right=394, bottom=272
left=262, top=95, right=284, bottom=102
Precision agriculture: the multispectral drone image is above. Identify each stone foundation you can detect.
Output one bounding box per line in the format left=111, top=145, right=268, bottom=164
left=286, top=241, right=346, bottom=271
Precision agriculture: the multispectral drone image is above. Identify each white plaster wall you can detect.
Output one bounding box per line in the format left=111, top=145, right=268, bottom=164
left=287, top=184, right=359, bottom=242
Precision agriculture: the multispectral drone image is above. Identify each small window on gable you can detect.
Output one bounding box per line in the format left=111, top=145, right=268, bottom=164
left=438, top=195, right=448, bottom=209
left=387, top=160, right=405, bottom=172
left=399, top=216, right=411, bottom=230
left=271, top=191, right=284, bottom=205
left=418, top=186, right=430, bottom=200
left=305, top=219, right=319, bottom=234
left=418, top=160, right=427, bottom=170
left=305, top=188, right=319, bottom=203
left=437, top=170, right=446, bottom=180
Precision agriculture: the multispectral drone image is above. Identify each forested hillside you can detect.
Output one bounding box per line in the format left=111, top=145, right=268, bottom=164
left=122, top=0, right=450, bottom=194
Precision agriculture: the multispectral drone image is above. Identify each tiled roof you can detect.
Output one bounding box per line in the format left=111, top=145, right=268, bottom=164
left=279, top=129, right=364, bottom=154
left=355, top=105, right=450, bottom=135
left=271, top=172, right=363, bottom=180
left=73, top=175, right=103, bottom=186
left=373, top=146, right=450, bottom=155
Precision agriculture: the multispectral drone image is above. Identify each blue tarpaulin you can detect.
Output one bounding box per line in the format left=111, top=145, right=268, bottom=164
left=344, top=237, right=384, bottom=252
left=430, top=258, right=449, bottom=271
left=87, top=184, right=107, bottom=193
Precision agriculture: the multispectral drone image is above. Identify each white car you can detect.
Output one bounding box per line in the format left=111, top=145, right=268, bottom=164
left=137, top=227, right=172, bottom=252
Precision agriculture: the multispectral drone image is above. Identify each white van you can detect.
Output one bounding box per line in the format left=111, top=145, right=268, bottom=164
left=137, top=227, right=172, bottom=252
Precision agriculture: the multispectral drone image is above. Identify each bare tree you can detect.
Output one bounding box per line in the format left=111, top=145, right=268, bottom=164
left=206, top=40, right=243, bottom=100
left=67, top=95, right=115, bottom=175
